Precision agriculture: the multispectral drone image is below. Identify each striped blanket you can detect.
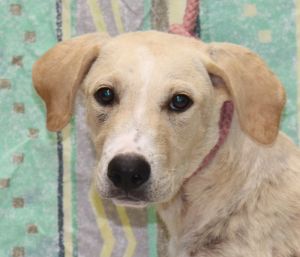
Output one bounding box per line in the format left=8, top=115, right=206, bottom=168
left=0, top=1, right=299, bottom=257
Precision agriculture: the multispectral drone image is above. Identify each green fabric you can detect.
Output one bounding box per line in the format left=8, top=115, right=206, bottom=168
left=0, top=1, right=59, bottom=256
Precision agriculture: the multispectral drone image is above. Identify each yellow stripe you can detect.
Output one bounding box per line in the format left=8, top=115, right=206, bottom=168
left=90, top=185, right=115, bottom=257
left=62, top=124, right=73, bottom=257
left=62, top=0, right=72, bottom=39
left=296, top=0, right=300, bottom=141
left=168, top=0, right=186, bottom=25
left=111, top=0, right=125, bottom=33
left=86, top=0, right=107, bottom=31
left=62, top=1, right=73, bottom=256
left=116, top=206, right=136, bottom=257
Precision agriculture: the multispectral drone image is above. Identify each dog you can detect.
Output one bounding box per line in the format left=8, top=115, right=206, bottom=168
left=32, top=31, right=300, bottom=257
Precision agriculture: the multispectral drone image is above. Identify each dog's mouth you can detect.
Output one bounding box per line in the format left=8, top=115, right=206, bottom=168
left=112, top=194, right=148, bottom=208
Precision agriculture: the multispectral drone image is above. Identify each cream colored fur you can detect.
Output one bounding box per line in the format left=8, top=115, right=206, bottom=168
left=32, top=31, right=300, bottom=257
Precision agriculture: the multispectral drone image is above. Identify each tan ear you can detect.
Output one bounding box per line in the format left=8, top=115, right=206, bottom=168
left=32, top=33, right=110, bottom=131
left=202, top=43, right=286, bottom=144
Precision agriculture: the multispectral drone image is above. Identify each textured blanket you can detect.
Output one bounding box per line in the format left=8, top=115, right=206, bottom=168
left=0, top=0, right=299, bottom=256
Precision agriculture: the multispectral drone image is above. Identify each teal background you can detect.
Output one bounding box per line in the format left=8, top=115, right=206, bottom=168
left=0, top=1, right=59, bottom=256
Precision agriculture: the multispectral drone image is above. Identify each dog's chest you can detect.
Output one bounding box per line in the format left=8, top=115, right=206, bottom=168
left=158, top=197, right=183, bottom=234
left=157, top=196, right=187, bottom=256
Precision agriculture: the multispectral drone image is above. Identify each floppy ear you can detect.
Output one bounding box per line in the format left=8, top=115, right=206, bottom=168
left=32, top=33, right=110, bottom=131
left=202, top=43, right=286, bottom=145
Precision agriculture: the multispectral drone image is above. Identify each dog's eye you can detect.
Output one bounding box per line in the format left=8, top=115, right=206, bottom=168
left=94, top=87, right=115, bottom=106
left=169, top=94, right=192, bottom=112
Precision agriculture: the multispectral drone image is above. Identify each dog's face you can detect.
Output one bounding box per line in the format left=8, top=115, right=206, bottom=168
left=32, top=31, right=285, bottom=207
left=83, top=33, right=228, bottom=206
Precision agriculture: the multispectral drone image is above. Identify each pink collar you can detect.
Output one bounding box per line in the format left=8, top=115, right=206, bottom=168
left=185, top=101, right=234, bottom=182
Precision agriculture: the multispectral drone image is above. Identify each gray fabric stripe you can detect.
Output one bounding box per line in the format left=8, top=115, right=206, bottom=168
left=98, top=0, right=119, bottom=36
left=151, top=0, right=169, bottom=31
left=120, top=0, right=145, bottom=32
left=75, top=94, right=102, bottom=257
left=77, top=0, right=97, bottom=35
left=76, top=1, right=101, bottom=256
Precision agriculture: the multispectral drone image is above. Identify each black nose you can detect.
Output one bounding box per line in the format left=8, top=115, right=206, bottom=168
left=107, top=154, right=151, bottom=191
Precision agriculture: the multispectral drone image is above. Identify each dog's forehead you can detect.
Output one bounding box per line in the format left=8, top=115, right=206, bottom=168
left=103, top=33, right=199, bottom=63
left=94, top=32, right=209, bottom=82
left=104, top=30, right=200, bottom=51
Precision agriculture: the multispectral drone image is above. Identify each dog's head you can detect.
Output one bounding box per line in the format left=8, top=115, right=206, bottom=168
left=32, top=31, right=285, bottom=207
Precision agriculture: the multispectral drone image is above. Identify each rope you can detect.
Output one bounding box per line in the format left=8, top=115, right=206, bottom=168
left=169, top=0, right=200, bottom=37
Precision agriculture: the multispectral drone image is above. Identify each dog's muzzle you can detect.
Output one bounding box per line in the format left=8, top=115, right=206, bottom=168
left=107, top=154, right=151, bottom=192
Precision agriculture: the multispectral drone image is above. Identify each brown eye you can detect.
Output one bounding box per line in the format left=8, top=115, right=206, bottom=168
left=169, top=94, right=192, bottom=112
left=94, top=87, right=115, bottom=106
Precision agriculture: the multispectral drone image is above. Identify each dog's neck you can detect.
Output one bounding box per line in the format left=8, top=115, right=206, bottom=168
left=156, top=128, right=242, bottom=255
left=157, top=111, right=284, bottom=254
left=156, top=106, right=243, bottom=243
left=184, top=100, right=234, bottom=183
